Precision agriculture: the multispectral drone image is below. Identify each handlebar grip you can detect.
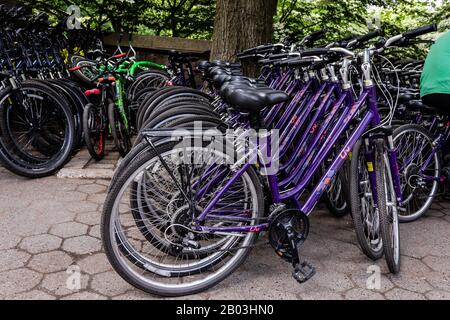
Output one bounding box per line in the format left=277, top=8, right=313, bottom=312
left=285, top=29, right=303, bottom=43
left=258, top=58, right=272, bottom=65
left=402, top=24, right=437, bottom=39
left=273, top=57, right=314, bottom=67
left=256, top=44, right=274, bottom=50
left=308, top=29, right=327, bottom=41
left=237, top=54, right=260, bottom=60
left=301, top=48, right=330, bottom=57
left=356, top=29, right=383, bottom=44
left=68, top=66, right=81, bottom=72
left=113, top=53, right=127, bottom=59
left=268, top=53, right=292, bottom=60
left=254, top=44, right=278, bottom=54
left=288, top=58, right=316, bottom=67
left=237, top=48, right=256, bottom=57
left=272, top=58, right=291, bottom=67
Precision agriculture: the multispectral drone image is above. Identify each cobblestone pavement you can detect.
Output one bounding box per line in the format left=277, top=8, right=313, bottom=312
left=0, top=166, right=449, bottom=300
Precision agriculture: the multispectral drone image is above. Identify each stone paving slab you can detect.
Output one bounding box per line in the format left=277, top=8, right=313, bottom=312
left=57, top=144, right=120, bottom=180
left=0, top=168, right=449, bottom=300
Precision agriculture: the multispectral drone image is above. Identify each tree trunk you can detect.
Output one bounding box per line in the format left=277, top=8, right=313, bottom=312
left=210, top=0, right=278, bottom=64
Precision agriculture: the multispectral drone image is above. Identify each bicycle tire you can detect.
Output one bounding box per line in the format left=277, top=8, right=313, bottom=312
left=0, top=81, right=75, bottom=178
left=375, top=138, right=401, bottom=274
left=83, top=103, right=106, bottom=161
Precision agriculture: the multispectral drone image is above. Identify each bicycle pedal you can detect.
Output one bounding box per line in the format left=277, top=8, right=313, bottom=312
left=292, top=261, right=316, bottom=283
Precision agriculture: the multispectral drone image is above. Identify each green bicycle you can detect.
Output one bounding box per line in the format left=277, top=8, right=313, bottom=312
left=71, top=52, right=132, bottom=159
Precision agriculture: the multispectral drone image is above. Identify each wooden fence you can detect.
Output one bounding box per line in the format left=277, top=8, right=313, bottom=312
left=103, top=33, right=211, bottom=64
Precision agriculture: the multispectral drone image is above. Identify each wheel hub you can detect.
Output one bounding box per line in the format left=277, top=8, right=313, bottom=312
left=404, top=163, right=423, bottom=188
left=170, top=204, right=201, bottom=238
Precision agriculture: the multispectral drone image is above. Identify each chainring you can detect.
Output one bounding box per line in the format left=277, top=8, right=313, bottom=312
left=268, top=208, right=309, bottom=263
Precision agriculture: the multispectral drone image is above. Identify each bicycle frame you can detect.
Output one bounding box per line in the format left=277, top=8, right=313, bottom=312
left=189, top=57, right=403, bottom=234
left=117, top=60, right=166, bottom=77
left=112, top=76, right=129, bottom=130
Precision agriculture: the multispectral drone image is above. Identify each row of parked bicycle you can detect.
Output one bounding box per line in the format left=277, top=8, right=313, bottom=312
left=68, top=39, right=206, bottom=161
left=99, top=24, right=449, bottom=297
left=1, top=5, right=447, bottom=297
left=0, top=5, right=205, bottom=178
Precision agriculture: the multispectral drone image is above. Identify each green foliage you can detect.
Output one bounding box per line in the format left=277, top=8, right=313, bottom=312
left=20, top=0, right=151, bottom=32
left=143, top=0, right=215, bottom=38
left=275, top=0, right=439, bottom=40
left=19, top=0, right=445, bottom=56
left=434, top=0, right=450, bottom=30
left=275, top=0, right=442, bottom=58
left=20, top=0, right=215, bottom=38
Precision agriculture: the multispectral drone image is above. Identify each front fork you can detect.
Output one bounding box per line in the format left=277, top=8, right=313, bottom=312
left=364, top=132, right=403, bottom=207
left=386, top=134, right=404, bottom=204
left=364, top=138, right=378, bottom=205
left=113, top=81, right=129, bottom=130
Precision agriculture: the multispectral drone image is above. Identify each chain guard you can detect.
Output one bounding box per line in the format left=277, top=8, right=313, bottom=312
left=268, top=209, right=309, bottom=263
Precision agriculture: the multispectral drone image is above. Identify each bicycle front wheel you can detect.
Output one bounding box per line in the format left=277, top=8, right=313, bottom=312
left=350, top=139, right=383, bottom=260
left=375, top=139, right=401, bottom=274
left=83, top=103, right=106, bottom=161
left=0, top=81, right=75, bottom=178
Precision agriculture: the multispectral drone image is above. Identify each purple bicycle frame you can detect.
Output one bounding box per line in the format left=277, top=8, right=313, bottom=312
left=191, top=82, right=403, bottom=234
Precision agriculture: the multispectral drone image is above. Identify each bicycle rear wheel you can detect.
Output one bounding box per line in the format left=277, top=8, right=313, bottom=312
left=101, top=140, right=264, bottom=296
left=127, top=70, right=171, bottom=100
left=393, top=124, right=440, bottom=222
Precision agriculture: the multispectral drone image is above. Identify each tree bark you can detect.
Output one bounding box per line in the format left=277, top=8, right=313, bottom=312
left=210, top=0, right=278, bottom=63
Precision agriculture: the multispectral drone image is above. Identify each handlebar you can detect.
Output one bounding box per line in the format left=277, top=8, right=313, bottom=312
left=68, top=66, right=82, bottom=72
left=268, top=52, right=300, bottom=60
